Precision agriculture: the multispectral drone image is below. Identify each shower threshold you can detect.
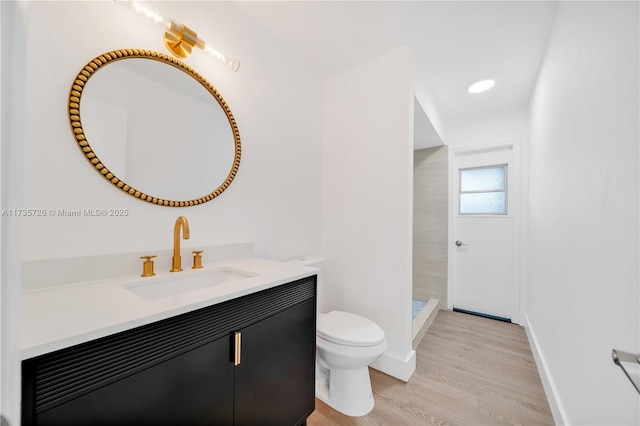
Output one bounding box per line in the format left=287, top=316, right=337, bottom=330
left=412, top=298, right=439, bottom=349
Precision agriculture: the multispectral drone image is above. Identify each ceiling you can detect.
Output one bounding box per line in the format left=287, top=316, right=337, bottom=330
left=235, top=1, right=559, bottom=123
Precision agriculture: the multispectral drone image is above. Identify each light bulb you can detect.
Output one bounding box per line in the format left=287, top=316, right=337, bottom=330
left=128, top=0, right=164, bottom=24
left=203, top=46, right=240, bottom=72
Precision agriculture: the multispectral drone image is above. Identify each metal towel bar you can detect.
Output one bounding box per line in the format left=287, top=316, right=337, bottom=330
left=612, top=349, right=640, bottom=394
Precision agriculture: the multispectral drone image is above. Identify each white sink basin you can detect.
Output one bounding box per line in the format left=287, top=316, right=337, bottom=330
left=124, top=267, right=257, bottom=300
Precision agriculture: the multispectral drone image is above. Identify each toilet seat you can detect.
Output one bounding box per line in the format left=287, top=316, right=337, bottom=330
left=317, top=311, right=385, bottom=347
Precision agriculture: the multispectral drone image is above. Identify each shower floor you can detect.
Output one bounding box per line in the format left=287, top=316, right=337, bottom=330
left=412, top=299, right=427, bottom=319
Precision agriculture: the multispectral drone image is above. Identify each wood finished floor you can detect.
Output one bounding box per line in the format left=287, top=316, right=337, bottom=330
left=307, top=310, right=554, bottom=425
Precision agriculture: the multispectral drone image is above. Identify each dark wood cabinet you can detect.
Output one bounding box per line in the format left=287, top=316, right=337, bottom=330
left=36, top=337, right=235, bottom=426
left=22, top=276, right=316, bottom=425
left=234, top=298, right=315, bottom=426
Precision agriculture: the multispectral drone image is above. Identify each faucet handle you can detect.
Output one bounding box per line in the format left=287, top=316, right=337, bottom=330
left=192, top=250, right=204, bottom=269
left=140, top=255, right=157, bottom=277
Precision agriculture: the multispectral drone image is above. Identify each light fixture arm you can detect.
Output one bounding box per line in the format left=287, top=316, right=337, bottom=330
left=163, top=20, right=198, bottom=59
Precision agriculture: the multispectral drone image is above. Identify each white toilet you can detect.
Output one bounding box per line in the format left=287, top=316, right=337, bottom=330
left=316, top=310, right=387, bottom=416
left=287, top=257, right=387, bottom=417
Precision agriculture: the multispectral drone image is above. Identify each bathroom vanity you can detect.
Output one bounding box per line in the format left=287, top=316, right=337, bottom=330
left=21, top=258, right=317, bottom=425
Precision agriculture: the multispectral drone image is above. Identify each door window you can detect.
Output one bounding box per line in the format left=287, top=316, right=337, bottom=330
left=459, top=165, right=507, bottom=215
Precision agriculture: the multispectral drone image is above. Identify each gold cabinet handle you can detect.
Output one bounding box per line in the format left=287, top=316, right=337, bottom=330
left=234, top=332, right=242, bottom=366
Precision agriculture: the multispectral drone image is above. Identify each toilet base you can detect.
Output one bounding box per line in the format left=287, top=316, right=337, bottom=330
left=315, top=365, right=374, bottom=417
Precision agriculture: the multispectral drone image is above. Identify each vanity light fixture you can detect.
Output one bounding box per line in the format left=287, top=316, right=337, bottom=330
left=468, top=79, right=496, bottom=94
left=117, top=0, right=240, bottom=71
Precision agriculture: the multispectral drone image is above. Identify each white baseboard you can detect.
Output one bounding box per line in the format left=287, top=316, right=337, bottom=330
left=511, top=311, right=525, bottom=326
left=370, top=349, right=416, bottom=382
left=523, top=313, right=568, bottom=425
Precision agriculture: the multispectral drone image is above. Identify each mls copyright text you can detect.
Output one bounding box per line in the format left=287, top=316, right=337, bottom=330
left=1, top=208, right=130, bottom=217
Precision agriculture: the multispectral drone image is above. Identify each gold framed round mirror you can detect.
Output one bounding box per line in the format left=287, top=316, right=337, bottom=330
left=68, top=49, right=241, bottom=207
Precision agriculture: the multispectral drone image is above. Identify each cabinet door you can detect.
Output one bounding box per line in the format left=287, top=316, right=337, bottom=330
left=234, top=299, right=316, bottom=426
left=37, top=337, right=235, bottom=426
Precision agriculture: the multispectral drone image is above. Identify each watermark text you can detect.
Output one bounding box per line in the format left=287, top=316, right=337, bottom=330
left=1, top=208, right=130, bottom=217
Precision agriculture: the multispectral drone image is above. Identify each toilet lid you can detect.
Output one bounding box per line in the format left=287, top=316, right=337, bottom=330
left=317, top=311, right=385, bottom=347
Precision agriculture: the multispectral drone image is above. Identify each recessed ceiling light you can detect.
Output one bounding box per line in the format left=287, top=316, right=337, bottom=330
left=468, top=79, right=496, bottom=94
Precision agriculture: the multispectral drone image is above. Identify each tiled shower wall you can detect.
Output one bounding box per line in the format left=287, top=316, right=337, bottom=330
left=413, top=146, right=448, bottom=308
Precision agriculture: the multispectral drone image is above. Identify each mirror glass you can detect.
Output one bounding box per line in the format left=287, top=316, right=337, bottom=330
left=70, top=50, right=241, bottom=206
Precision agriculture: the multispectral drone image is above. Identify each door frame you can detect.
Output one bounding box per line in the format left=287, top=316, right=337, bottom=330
left=447, top=140, right=524, bottom=325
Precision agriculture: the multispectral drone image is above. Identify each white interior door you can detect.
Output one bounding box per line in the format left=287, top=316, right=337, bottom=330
left=450, top=143, right=520, bottom=321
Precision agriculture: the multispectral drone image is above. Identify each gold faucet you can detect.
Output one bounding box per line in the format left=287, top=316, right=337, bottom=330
left=171, top=216, right=190, bottom=272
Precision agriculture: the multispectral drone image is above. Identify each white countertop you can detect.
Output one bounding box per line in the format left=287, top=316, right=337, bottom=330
left=21, top=257, right=318, bottom=360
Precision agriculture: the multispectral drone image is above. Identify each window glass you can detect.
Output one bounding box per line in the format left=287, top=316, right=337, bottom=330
left=459, top=165, right=507, bottom=215
left=460, top=166, right=505, bottom=191
left=460, top=192, right=506, bottom=214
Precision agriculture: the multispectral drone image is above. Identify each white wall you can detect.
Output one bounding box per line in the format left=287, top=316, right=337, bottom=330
left=321, top=46, right=415, bottom=381
left=20, top=1, right=323, bottom=262
left=1, top=2, right=27, bottom=423
left=442, top=104, right=529, bottom=149
left=4, top=1, right=324, bottom=422
left=411, top=55, right=445, bottom=147
left=528, top=2, right=639, bottom=424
